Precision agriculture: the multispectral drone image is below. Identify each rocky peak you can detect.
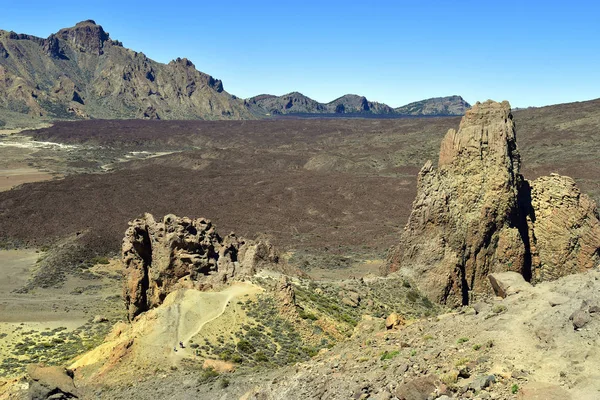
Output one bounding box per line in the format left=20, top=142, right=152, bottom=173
left=439, top=100, right=519, bottom=170
left=56, top=20, right=109, bottom=55
left=384, top=100, right=600, bottom=306
left=169, top=57, right=195, bottom=68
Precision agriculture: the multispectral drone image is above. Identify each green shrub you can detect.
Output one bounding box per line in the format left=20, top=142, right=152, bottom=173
left=299, top=310, right=318, bottom=320
left=254, top=351, right=269, bottom=362
left=511, top=384, right=519, bottom=394
left=380, top=350, right=400, bottom=361
left=457, top=337, right=469, bottom=344
left=91, top=256, right=110, bottom=265
left=492, top=304, right=507, bottom=314
left=236, top=340, right=255, bottom=354
left=198, top=367, right=219, bottom=384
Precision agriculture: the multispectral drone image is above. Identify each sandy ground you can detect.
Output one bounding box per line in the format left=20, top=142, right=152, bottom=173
left=0, top=249, right=123, bottom=376
left=0, top=168, right=55, bottom=192
left=69, top=282, right=262, bottom=383
left=0, top=130, right=62, bottom=191
left=308, top=259, right=383, bottom=281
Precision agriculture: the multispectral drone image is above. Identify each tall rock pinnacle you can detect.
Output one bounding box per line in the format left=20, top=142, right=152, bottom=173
left=384, top=100, right=600, bottom=306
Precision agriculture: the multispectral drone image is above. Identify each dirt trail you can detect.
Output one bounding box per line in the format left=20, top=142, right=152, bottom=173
left=70, top=282, right=263, bottom=372
left=169, top=283, right=262, bottom=359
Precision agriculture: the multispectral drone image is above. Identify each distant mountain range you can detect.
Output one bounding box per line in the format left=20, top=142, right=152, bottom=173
left=247, top=93, right=469, bottom=116
left=0, top=20, right=470, bottom=124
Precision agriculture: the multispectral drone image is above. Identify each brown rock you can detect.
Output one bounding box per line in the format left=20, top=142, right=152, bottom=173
left=394, top=375, right=437, bottom=400
left=277, top=275, right=296, bottom=313
left=488, top=272, right=531, bottom=298
left=385, top=312, right=404, bottom=330
left=527, top=174, right=600, bottom=281
left=122, top=213, right=279, bottom=320
left=384, top=100, right=600, bottom=306
left=384, top=101, right=528, bottom=306
left=517, top=382, right=572, bottom=400
left=570, top=309, right=591, bottom=330
left=27, top=364, right=79, bottom=399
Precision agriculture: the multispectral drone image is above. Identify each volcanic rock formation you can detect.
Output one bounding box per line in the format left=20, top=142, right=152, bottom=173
left=0, top=20, right=256, bottom=121
left=384, top=100, right=600, bottom=306
left=122, top=213, right=279, bottom=320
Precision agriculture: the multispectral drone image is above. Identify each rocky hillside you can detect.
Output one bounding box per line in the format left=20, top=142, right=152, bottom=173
left=394, top=95, right=471, bottom=116
left=246, top=92, right=325, bottom=114
left=384, top=100, right=600, bottom=306
left=326, top=94, right=395, bottom=114
left=248, top=92, right=466, bottom=116
left=0, top=20, right=257, bottom=122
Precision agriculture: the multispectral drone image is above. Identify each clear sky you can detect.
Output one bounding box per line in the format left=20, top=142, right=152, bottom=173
left=1, top=0, right=598, bottom=108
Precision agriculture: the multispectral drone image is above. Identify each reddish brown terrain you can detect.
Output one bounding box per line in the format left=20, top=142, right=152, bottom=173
left=1, top=99, right=599, bottom=289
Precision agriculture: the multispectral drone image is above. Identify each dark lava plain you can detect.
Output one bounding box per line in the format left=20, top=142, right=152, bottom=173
left=1, top=99, right=599, bottom=284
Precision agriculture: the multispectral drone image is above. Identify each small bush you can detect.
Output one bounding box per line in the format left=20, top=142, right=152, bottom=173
left=472, top=344, right=481, bottom=351
left=492, top=304, right=507, bottom=314
left=236, top=340, right=255, bottom=354
left=91, top=256, right=110, bottom=265
left=299, top=310, right=318, bottom=320
left=511, top=384, right=519, bottom=394
left=198, top=367, right=219, bottom=384
left=380, top=350, right=400, bottom=361
left=457, top=337, right=469, bottom=344
left=220, top=377, right=230, bottom=389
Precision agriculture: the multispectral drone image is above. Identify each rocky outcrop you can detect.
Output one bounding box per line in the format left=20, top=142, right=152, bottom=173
left=122, top=213, right=279, bottom=320
left=27, top=364, right=79, bottom=399
left=385, top=101, right=528, bottom=306
left=56, top=20, right=110, bottom=55
left=527, top=174, right=600, bottom=281
left=384, top=100, right=600, bottom=306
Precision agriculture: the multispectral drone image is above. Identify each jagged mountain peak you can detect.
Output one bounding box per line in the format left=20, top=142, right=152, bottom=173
left=0, top=21, right=256, bottom=121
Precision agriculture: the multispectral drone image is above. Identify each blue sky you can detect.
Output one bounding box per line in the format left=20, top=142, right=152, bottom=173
left=1, top=0, right=598, bottom=108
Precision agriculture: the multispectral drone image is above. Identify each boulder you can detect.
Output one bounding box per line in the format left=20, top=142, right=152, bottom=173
left=276, top=275, right=297, bottom=316
left=469, top=374, right=495, bottom=391
left=27, top=364, right=79, bottom=399
left=394, top=376, right=437, bottom=400
left=488, top=272, right=531, bottom=298
left=385, top=313, right=404, bottom=330
left=517, top=382, right=572, bottom=400
left=122, top=213, right=279, bottom=320
left=570, top=308, right=592, bottom=330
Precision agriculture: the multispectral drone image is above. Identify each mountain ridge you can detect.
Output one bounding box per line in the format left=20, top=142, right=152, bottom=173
left=0, top=20, right=257, bottom=121
left=0, top=20, right=470, bottom=124
left=247, top=92, right=470, bottom=116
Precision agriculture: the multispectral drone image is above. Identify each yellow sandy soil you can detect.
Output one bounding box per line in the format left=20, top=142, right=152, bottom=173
left=70, top=282, right=263, bottom=381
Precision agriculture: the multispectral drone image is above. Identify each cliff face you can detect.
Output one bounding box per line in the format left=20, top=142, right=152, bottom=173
left=0, top=20, right=257, bottom=121
left=384, top=100, right=600, bottom=306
